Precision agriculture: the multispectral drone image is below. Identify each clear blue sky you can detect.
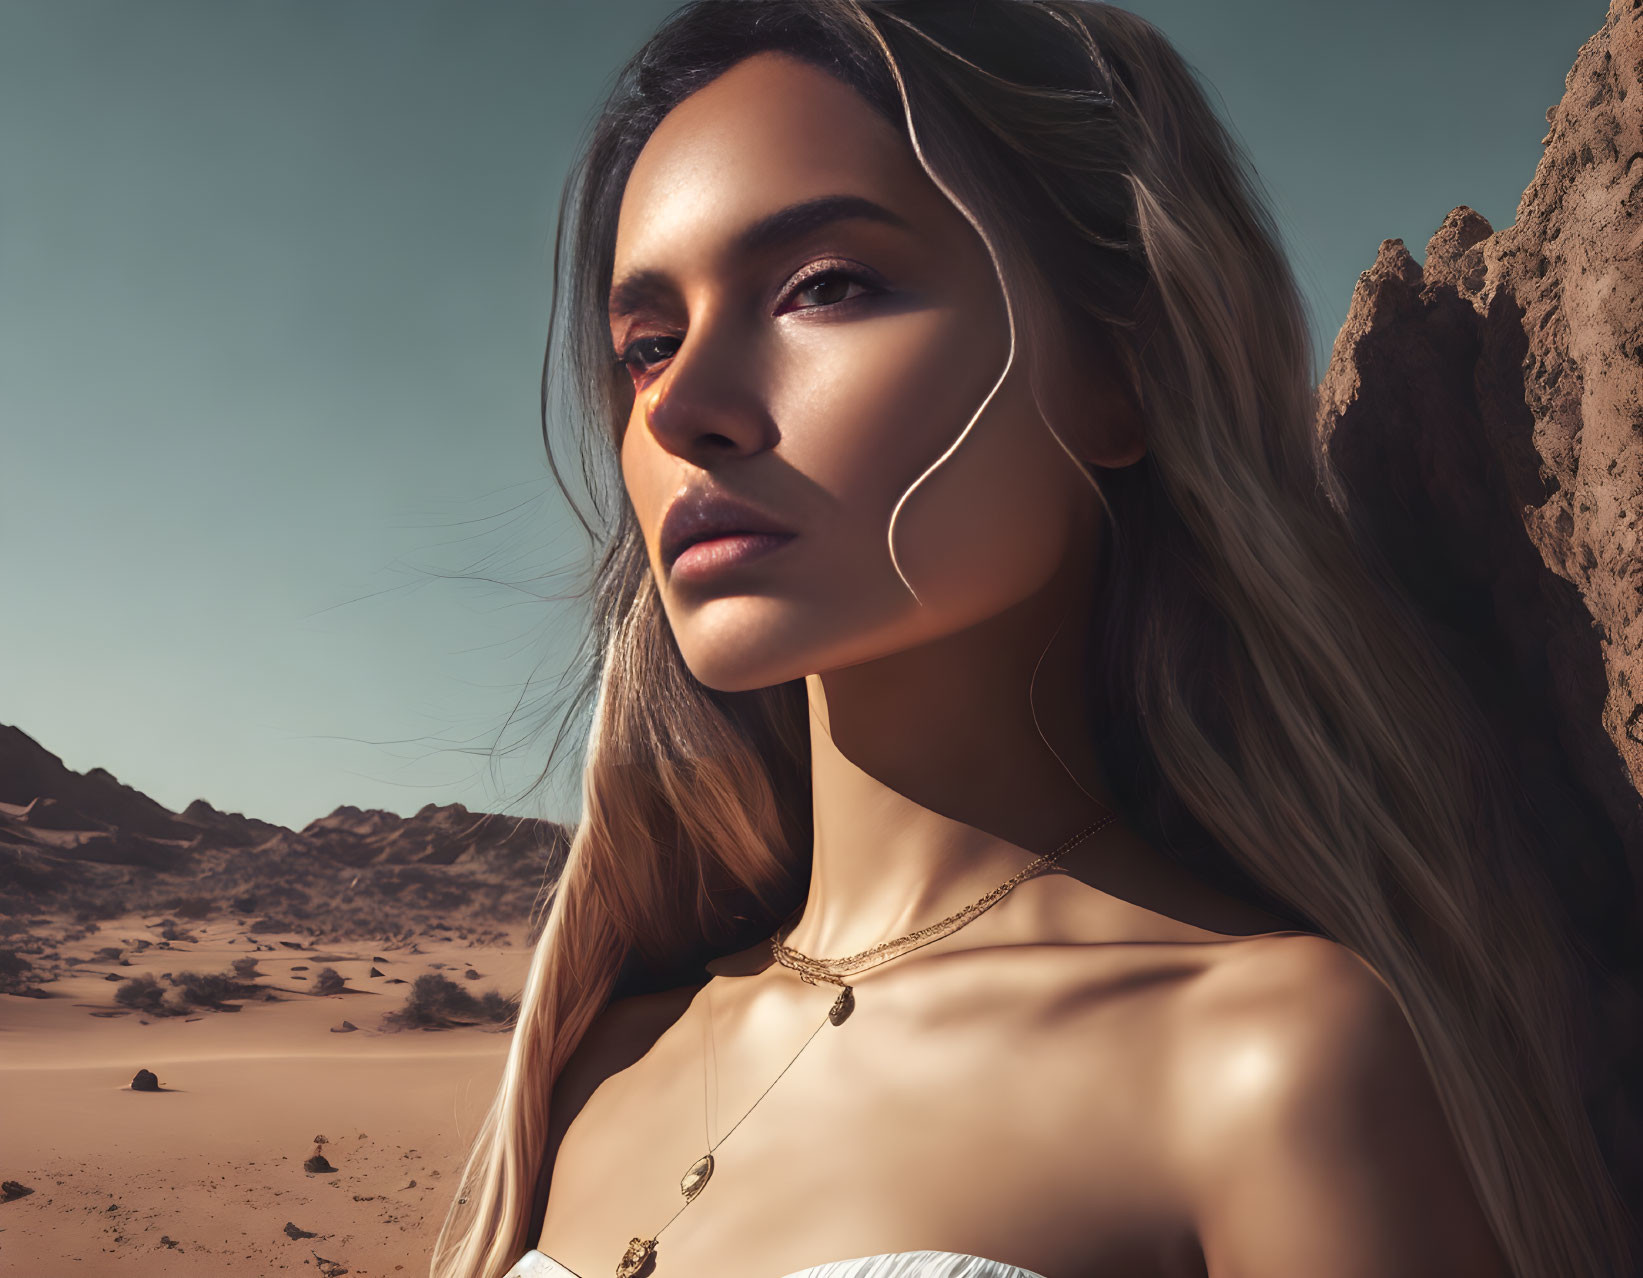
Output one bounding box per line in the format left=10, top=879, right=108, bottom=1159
left=0, top=0, right=1606, bottom=830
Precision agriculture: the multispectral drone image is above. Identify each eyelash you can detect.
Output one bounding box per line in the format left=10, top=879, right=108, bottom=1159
left=613, top=263, right=881, bottom=380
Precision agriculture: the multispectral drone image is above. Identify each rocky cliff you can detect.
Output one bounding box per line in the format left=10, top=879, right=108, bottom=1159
left=0, top=722, right=570, bottom=940
left=1316, top=0, right=1643, bottom=1221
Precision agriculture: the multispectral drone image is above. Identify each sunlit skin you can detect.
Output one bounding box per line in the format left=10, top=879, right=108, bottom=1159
left=536, top=52, right=1509, bottom=1278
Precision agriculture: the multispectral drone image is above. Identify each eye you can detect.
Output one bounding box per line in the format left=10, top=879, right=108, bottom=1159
left=778, top=265, right=878, bottom=314
left=615, top=334, right=681, bottom=379
left=611, top=263, right=882, bottom=385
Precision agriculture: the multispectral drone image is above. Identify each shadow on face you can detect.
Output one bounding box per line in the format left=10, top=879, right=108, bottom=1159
left=610, top=50, right=1138, bottom=693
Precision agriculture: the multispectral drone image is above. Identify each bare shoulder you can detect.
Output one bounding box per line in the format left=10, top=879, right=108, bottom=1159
left=555, top=982, right=701, bottom=1097
left=583, top=981, right=702, bottom=1068
left=1177, top=931, right=1403, bottom=1066
left=548, top=982, right=701, bottom=1144
left=1162, top=933, right=1508, bottom=1276
left=1164, top=932, right=1429, bottom=1160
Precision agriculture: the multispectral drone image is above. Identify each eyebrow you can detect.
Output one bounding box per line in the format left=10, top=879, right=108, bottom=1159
left=607, top=193, right=913, bottom=320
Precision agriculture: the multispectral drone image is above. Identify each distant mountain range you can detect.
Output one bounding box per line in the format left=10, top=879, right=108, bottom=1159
left=0, top=723, right=572, bottom=938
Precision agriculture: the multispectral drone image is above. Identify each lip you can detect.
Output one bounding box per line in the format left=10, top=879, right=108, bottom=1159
left=670, top=531, right=796, bottom=584
left=659, top=486, right=797, bottom=576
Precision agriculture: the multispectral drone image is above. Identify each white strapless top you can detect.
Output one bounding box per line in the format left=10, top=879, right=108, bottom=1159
left=505, top=1248, right=1049, bottom=1278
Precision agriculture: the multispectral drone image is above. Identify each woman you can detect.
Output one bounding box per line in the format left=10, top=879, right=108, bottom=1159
left=434, top=3, right=1636, bottom=1276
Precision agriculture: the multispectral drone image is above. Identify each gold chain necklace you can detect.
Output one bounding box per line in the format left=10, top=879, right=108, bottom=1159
left=770, top=810, right=1120, bottom=996
left=611, top=808, right=1116, bottom=1278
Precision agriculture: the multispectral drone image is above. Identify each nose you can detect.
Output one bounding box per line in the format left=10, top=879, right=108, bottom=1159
left=639, top=322, right=778, bottom=465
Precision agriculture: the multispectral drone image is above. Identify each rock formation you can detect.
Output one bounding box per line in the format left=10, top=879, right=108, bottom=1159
left=1316, top=0, right=1643, bottom=1212
left=303, top=1136, right=337, bottom=1175
left=0, top=722, right=571, bottom=934
left=130, top=1069, right=159, bottom=1092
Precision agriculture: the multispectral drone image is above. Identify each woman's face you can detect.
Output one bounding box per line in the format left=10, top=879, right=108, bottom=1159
left=611, top=51, right=1139, bottom=692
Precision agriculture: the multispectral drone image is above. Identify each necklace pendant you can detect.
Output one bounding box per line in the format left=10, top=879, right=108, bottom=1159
left=680, top=1151, right=713, bottom=1201
left=828, top=984, right=855, bottom=1025
left=615, top=1236, right=655, bottom=1278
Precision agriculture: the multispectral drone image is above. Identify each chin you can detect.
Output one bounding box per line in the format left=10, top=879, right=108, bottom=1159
left=681, top=649, right=803, bottom=695
left=668, top=586, right=940, bottom=692
left=662, top=594, right=814, bottom=693
left=666, top=612, right=799, bottom=694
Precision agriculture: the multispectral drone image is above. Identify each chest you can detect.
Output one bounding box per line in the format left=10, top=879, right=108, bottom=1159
left=538, top=951, right=1207, bottom=1278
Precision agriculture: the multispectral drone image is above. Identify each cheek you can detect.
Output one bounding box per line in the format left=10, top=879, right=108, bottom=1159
left=774, top=303, right=1081, bottom=615
left=619, top=421, right=669, bottom=569
left=776, top=308, right=989, bottom=500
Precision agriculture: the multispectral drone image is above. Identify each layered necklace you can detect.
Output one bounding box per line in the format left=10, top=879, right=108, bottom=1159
left=611, top=808, right=1119, bottom=1278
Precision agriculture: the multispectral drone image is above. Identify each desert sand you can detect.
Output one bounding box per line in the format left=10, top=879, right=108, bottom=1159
left=0, top=911, right=534, bottom=1277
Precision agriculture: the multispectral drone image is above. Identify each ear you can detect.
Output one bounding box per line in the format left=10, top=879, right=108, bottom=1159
left=1036, top=320, right=1147, bottom=470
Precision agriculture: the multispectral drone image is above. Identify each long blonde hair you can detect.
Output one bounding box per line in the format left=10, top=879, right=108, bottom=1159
left=432, top=4, right=1637, bottom=1275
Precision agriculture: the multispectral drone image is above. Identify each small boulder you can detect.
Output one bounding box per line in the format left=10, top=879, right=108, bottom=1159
left=283, top=1221, right=317, bottom=1240
left=2, top=1180, right=33, bottom=1201
left=304, top=1135, right=336, bottom=1174
left=330, top=1021, right=358, bottom=1034
left=314, top=968, right=346, bottom=996
left=131, top=1069, right=160, bottom=1092
left=368, top=967, right=383, bottom=978
left=463, top=969, right=480, bottom=980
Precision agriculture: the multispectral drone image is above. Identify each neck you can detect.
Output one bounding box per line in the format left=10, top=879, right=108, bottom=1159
left=780, top=552, right=1118, bottom=958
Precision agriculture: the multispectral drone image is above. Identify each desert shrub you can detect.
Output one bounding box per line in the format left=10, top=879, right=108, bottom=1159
left=230, top=955, right=259, bottom=979
left=477, top=989, right=518, bottom=1028
left=117, top=968, right=262, bottom=1015
left=384, top=973, right=518, bottom=1030
left=313, top=967, right=345, bottom=996
left=114, top=974, right=169, bottom=1013
left=0, top=949, right=34, bottom=994
left=172, top=969, right=259, bottom=1006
